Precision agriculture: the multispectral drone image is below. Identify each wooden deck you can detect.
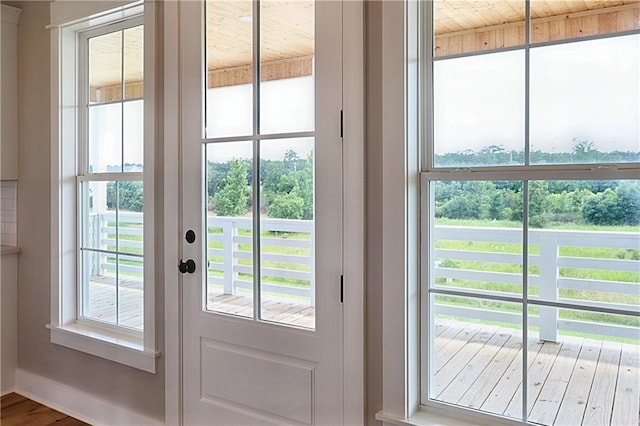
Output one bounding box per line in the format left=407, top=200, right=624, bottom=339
left=433, top=318, right=640, bottom=425
left=87, top=276, right=315, bottom=329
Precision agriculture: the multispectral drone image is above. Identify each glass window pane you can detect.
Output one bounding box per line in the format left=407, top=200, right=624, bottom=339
left=531, top=1, right=640, bottom=43
left=88, top=103, right=122, bottom=173
left=81, top=249, right=116, bottom=325
left=118, top=254, right=144, bottom=330
left=434, top=50, right=525, bottom=167
left=432, top=180, right=524, bottom=296
left=527, top=180, right=640, bottom=311
left=527, top=306, right=639, bottom=425
left=123, top=100, right=144, bottom=171
left=430, top=293, right=523, bottom=421
left=434, top=1, right=525, bottom=57
left=89, top=30, right=123, bottom=103
left=205, top=0, right=253, bottom=138
left=260, top=138, right=315, bottom=328
left=116, top=181, right=144, bottom=255
left=259, top=0, right=314, bottom=135
left=206, top=141, right=254, bottom=317
left=81, top=180, right=112, bottom=251
left=124, top=25, right=144, bottom=100
left=530, top=35, right=640, bottom=165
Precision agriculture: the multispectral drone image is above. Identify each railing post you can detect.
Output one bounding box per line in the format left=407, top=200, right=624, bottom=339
left=222, top=219, right=234, bottom=295
left=538, top=231, right=559, bottom=342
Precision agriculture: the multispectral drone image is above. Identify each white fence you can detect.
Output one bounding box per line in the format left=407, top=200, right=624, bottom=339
left=206, top=216, right=314, bottom=306
left=89, top=212, right=639, bottom=339
left=433, top=226, right=640, bottom=341
left=90, top=213, right=315, bottom=305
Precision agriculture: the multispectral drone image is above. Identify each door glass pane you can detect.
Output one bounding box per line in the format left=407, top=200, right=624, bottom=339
left=430, top=293, right=523, bottom=421
left=433, top=50, right=525, bottom=167
left=530, top=35, right=640, bottom=165
left=260, top=138, right=315, bottom=328
left=531, top=0, right=640, bottom=43
left=123, top=25, right=144, bottom=100
left=259, top=0, right=314, bottom=135
left=432, top=180, right=524, bottom=296
left=434, top=1, right=525, bottom=57
left=89, top=30, right=122, bottom=103
left=205, top=0, right=253, bottom=138
left=205, top=141, right=254, bottom=318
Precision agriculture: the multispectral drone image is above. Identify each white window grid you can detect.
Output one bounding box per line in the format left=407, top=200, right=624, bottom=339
left=417, top=1, right=640, bottom=421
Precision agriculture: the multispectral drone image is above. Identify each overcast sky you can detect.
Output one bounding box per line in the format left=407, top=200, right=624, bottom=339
left=435, top=34, right=639, bottom=155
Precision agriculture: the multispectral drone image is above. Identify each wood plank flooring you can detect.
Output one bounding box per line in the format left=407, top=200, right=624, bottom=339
left=1, top=393, right=87, bottom=426
left=433, top=319, right=640, bottom=425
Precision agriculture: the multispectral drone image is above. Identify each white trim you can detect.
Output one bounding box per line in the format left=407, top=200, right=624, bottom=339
left=47, top=324, right=158, bottom=373
left=1, top=5, right=21, bottom=25
left=342, top=1, right=366, bottom=424
left=14, top=369, right=163, bottom=426
left=49, top=0, right=141, bottom=29
left=381, top=0, right=411, bottom=420
left=162, top=0, right=182, bottom=423
left=49, top=1, right=156, bottom=373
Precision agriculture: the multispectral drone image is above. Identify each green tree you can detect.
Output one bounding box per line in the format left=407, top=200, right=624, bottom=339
left=583, top=188, right=621, bottom=225
left=106, top=181, right=143, bottom=212
left=213, top=159, right=250, bottom=216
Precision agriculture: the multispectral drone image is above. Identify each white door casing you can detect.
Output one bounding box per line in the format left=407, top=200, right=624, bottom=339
left=178, top=1, right=356, bottom=424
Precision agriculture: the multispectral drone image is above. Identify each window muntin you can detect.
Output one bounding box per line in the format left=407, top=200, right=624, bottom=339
left=78, top=21, right=145, bottom=331
left=422, top=2, right=640, bottom=424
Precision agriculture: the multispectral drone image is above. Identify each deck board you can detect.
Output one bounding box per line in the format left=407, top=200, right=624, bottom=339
left=457, top=332, right=522, bottom=410
left=528, top=339, right=582, bottom=425
left=611, top=343, right=640, bottom=426
left=439, top=327, right=512, bottom=404
left=554, top=340, right=602, bottom=425
left=503, top=339, right=563, bottom=419
left=582, top=342, right=622, bottom=425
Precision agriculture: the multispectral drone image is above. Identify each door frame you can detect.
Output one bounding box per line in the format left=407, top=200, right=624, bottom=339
left=162, top=1, right=365, bottom=424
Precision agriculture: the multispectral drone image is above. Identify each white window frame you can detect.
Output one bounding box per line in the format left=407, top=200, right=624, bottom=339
left=378, top=1, right=639, bottom=425
left=48, top=0, right=158, bottom=373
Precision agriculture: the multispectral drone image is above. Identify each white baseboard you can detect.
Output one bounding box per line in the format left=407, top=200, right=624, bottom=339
left=14, top=369, right=163, bottom=426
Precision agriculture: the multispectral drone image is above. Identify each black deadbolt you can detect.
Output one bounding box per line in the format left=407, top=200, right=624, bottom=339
left=185, top=230, right=196, bottom=244
left=178, top=259, right=196, bottom=274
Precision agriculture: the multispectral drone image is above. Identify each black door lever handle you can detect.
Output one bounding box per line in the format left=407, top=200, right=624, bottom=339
left=178, top=259, right=196, bottom=274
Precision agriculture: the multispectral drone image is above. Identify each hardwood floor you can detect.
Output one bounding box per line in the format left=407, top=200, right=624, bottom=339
left=1, top=393, right=88, bottom=426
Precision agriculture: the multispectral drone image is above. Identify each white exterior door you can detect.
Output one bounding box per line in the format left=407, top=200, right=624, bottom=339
left=179, top=1, right=345, bottom=424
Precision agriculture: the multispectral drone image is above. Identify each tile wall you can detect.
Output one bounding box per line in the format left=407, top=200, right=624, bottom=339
left=1, top=181, right=17, bottom=246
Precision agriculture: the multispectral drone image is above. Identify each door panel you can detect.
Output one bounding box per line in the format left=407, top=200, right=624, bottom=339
left=180, top=1, right=344, bottom=424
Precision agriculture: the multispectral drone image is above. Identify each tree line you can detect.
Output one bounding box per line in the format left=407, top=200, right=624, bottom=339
left=107, top=142, right=639, bottom=227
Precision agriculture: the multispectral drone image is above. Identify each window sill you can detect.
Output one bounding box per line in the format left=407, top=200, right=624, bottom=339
left=47, top=323, right=159, bottom=373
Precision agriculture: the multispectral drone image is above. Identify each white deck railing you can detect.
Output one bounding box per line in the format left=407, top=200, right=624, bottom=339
left=433, top=226, right=640, bottom=341
left=90, top=212, right=638, bottom=339
left=90, top=212, right=315, bottom=305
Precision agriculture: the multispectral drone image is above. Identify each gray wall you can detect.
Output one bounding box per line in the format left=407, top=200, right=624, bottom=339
left=13, top=1, right=165, bottom=421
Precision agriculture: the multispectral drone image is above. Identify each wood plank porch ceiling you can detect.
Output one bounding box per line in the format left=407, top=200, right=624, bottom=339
left=88, top=0, right=639, bottom=90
